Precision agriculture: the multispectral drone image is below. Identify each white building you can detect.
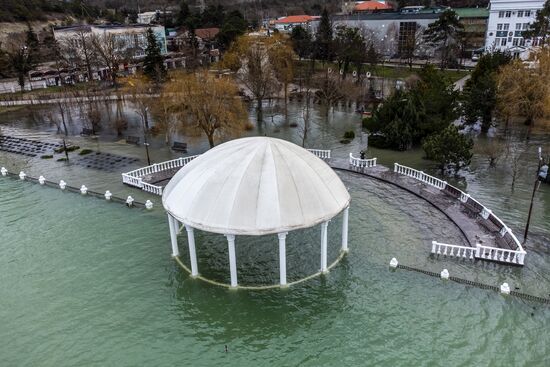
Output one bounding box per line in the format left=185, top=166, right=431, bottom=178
left=271, top=15, right=320, bottom=33
left=485, top=0, right=545, bottom=59
left=54, top=24, right=167, bottom=58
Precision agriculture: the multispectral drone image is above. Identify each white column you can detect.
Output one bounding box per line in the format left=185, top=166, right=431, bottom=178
left=226, top=234, right=238, bottom=288
left=278, top=232, right=288, bottom=286
left=185, top=225, right=198, bottom=277
left=320, top=221, right=329, bottom=273
left=341, top=207, right=349, bottom=252
left=168, top=214, right=180, bottom=257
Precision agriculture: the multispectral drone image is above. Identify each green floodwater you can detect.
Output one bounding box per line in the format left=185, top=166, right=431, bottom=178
left=1, top=172, right=549, bottom=366
left=1, top=101, right=550, bottom=365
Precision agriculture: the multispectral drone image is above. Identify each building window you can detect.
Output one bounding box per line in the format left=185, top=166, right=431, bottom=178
left=520, top=38, right=526, bottom=46
left=497, top=24, right=503, bottom=30
left=505, top=11, right=512, bottom=17
left=398, top=22, right=418, bottom=56
left=501, top=38, right=507, bottom=46
left=525, top=11, right=531, bottom=17
left=513, top=38, right=519, bottom=46
left=503, top=24, right=510, bottom=30
left=516, top=23, right=522, bottom=30
left=518, top=11, right=524, bottom=17
left=523, top=23, right=530, bottom=30
left=499, top=11, right=505, bottom=18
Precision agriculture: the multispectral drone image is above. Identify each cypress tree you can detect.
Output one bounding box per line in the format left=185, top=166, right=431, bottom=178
left=143, top=28, right=166, bottom=82
left=315, top=8, right=333, bottom=63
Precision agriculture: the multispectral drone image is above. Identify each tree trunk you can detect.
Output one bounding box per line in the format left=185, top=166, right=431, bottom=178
left=256, top=97, right=263, bottom=123
left=18, top=74, right=25, bottom=92
left=207, top=133, right=215, bottom=148
left=58, top=102, right=68, bottom=136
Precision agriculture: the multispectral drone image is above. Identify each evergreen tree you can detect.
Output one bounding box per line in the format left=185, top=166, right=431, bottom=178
left=461, top=51, right=512, bottom=132
left=314, top=8, right=333, bottom=62
left=143, top=28, right=166, bottom=82
left=422, top=125, right=473, bottom=173
left=423, top=10, right=463, bottom=68
left=363, top=65, right=458, bottom=150
left=365, top=43, right=380, bottom=67
left=290, top=25, right=312, bottom=59
left=218, top=10, right=247, bottom=50
left=334, top=27, right=365, bottom=79
left=176, top=0, right=191, bottom=27
left=524, top=0, right=550, bottom=45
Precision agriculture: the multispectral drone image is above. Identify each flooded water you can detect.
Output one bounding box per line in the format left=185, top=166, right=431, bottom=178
left=0, top=100, right=549, bottom=365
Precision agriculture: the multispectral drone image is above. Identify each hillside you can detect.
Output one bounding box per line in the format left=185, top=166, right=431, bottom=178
left=0, top=0, right=490, bottom=23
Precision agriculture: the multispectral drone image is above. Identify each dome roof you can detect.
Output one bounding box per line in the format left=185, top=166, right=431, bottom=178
left=162, top=137, right=351, bottom=235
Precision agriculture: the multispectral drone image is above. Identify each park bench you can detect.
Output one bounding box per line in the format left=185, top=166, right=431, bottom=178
left=126, top=136, right=140, bottom=145
left=172, top=141, right=187, bottom=152
left=80, top=128, right=93, bottom=136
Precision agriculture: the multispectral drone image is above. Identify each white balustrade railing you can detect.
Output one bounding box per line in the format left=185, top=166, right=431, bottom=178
left=431, top=241, right=475, bottom=260
left=121, top=155, right=199, bottom=195
left=394, top=162, right=526, bottom=265
left=394, top=163, right=447, bottom=190
left=477, top=244, right=525, bottom=265
left=307, top=149, right=331, bottom=160
left=142, top=182, right=163, bottom=196
left=349, top=153, right=377, bottom=168
left=122, top=173, right=143, bottom=188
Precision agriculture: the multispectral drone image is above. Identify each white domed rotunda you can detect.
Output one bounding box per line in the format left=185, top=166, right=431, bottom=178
left=162, top=137, right=351, bottom=288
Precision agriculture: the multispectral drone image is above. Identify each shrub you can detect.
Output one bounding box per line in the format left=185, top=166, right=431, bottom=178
left=78, top=149, right=93, bottom=155
left=343, top=130, right=355, bottom=139
left=40, top=154, right=53, bottom=159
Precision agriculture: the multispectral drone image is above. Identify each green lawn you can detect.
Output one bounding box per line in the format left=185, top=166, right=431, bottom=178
left=296, top=60, right=470, bottom=82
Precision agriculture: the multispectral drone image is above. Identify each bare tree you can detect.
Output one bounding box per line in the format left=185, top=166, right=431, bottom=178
left=165, top=71, right=248, bottom=148
left=223, top=35, right=282, bottom=122
left=91, top=33, right=131, bottom=86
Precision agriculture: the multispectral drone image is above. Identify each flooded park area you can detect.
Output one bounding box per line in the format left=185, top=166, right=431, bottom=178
left=0, top=99, right=549, bottom=366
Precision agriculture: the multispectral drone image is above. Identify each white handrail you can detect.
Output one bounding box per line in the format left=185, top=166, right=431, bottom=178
left=394, top=162, right=525, bottom=262
left=123, top=155, right=199, bottom=180
left=307, top=149, right=331, bottom=159
left=477, top=243, right=526, bottom=265
left=394, top=163, right=447, bottom=190
left=431, top=241, right=475, bottom=259
left=349, top=153, right=377, bottom=168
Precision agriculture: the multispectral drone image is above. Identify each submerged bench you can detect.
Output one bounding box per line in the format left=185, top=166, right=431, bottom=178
left=126, top=136, right=140, bottom=145
left=172, top=141, right=187, bottom=152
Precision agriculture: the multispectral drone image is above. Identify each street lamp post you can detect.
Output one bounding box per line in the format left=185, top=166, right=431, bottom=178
left=143, top=106, right=151, bottom=166
left=523, top=147, right=543, bottom=244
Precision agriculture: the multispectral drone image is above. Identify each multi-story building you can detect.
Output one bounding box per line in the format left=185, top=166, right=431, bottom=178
left=485, top=0, right=545, bottom=59
left=54, top=24, right=167, bottom=58
left=271, top=15, right=320, bottom=33
left=315, top=12, right=441, bottom=58
left=455, top=7, right=489, bottom=57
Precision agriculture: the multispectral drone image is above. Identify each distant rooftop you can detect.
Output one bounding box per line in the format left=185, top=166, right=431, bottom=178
left=331, top=12, right=441, bottom=21
left=355, top=1, right=393, bottom=12
left=274, top=15, right=320, bottom=24
left=454, top=7, right=490, bottom=18
left=54, top=24, right=163, bottom=32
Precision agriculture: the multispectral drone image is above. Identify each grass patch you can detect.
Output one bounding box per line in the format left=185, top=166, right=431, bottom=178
left=295, top=60, right=470, bottom=82
left=54, top=145, right=80, bottom=153
left=56, top=157, right=68, bottom=162
left=78, top=149, right=93, bottom=155
left=40, top=154, right=53, bottom=159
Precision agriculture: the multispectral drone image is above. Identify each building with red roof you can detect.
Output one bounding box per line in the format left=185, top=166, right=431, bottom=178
left=354, top=1, right=393, bottom=13
left=272, top=15, right=321, bottom=33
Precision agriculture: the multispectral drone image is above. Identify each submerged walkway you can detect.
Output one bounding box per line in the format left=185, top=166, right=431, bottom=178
left=330, top=158, right=493, bottom=249
left=123, top=152, right=526, bottom=265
